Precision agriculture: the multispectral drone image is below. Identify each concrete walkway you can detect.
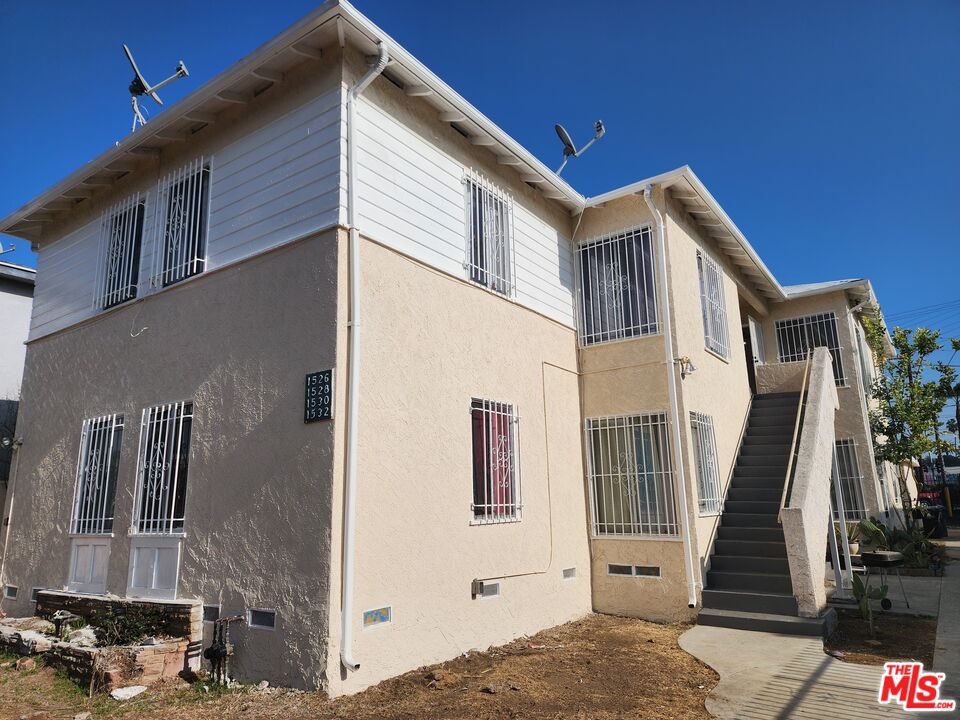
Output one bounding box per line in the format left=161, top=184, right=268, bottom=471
left=934, top=530, right=960, bottom=701
left=680, top=625, right=913, bottom=718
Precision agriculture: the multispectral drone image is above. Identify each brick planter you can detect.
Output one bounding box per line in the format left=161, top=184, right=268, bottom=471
left=45, top=639, right=190, bottom=691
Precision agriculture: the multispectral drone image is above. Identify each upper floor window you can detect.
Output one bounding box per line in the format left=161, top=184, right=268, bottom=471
left=697, top=250, right=729, bottom=358
left=155, top=158, right=210, bottom=288
left=690, top=411, right=721, bottom=515
left=586, top=412, right=677, bottom=536
left=577, top=226, right=659, bottom=346
left=95, top=195, right=145, bottom=310
left=775, top=312, right=846, bottom=385
left=470, top=398, right=520, bottom=522
left=70, top=414, right=124, bottom=535
left=464, top=175, right=513, bottom=296
left=133, top=402, right=194, bottom=535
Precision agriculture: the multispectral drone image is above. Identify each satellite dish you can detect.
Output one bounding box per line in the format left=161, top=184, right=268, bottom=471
left=123, top=44, right=190, bottom=131
left=554, top=120, right=606, bottom=175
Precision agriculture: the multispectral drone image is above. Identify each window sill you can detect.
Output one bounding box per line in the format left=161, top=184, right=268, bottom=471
left=127, top=531, right=187, bottom=539
left=470, top=516, right=522, bottom=527
left=579, top=331, right=663, bottom=350
left=697, top=511, right=722, bottom=519
left=704, top=346, right=730, bottom=364
left=590, top=533, right=682, bottom=542
left=68, top=533, right=114, bottom=539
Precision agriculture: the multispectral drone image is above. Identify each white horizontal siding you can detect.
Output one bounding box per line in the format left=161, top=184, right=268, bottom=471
left=29, top=87, right=344, bottom=341
left=354, top=98, right=574, bottom=326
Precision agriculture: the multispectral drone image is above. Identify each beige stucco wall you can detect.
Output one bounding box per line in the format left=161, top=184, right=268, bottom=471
left=324, top=237, right=592, bottom=696
left=756, top=291, right=884, bottom=519
left=0, top=231, right=340, bottom=689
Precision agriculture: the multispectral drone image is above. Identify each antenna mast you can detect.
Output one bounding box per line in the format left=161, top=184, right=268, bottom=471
left=123, top=44, right=190, bottom=132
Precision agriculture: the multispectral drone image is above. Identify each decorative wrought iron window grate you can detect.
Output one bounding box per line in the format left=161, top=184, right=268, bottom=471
left=832, top=438, right=866, bottom=520
left=133, top=402, right=193, bottom=535
left=586, top=412, right=678, bottom=536
left=70, top=415, right=124, bottom=535
left=697, top=250, right=729, bottom=358
left=94, top=195, right=145, bottom=310
left=690, top=411, right=722, bottom=515
left=470, top=398, right=521, bottom=523
left=775, top=312, right=846, bottom=385
left=577, top=226, right=659, bottom=346
left=153, top=158, right=210, bottom=288
left=464, top=174, right=514, bottom=296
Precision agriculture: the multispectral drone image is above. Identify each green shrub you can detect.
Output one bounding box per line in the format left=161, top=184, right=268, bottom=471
left=94, top=605, right=167, bottom=646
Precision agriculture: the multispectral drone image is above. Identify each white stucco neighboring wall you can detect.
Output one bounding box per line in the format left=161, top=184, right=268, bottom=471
left=0, top=274, right=33, bottom=400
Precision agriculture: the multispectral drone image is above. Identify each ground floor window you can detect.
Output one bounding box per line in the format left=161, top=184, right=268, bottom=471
left=70, top=414, right=124, bottom=535
left=470, top=398, right=520, bottom=522
left=586, top=412, right=677, bottom=536
left=832, top=438, right=866, bottom=520
left=690, top=412, right=722, bottom=515
left=133, top=402, right=193, bottom=534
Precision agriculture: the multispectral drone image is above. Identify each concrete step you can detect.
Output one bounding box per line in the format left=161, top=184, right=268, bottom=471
left=710, top=555, right=790, bottom=575
left=697, top=607, right=836, bottom=637
left=738, top=455, right=789, bottom=469
left=749, top=415, right=796, bottom=428
left=750, top=399, right=800, bottom=411
left=721, top=512, right=781, bottom=528
left=714, top=538, right=787, bottom=557
left=755, top=392, right=801, bottom=400
left=750, top=405, right=799, bottom=419
left=724, top=500, right=781, bottom=515
left=726, top=487, right=782, bottom=502
left=701, top=588, right=799, bottom=615
left=740, top=443, right=791, bottom=457
left=729, top=475, right=784, bottom=489
left=745, top=425, right=796, bottom=438
left=706, top=570, right=793, bottom=594
left=734, top=464, right=787, bottom=477
left=717, top=526, right=785, bottom=542
left=742, top=434, right=794, bottom=447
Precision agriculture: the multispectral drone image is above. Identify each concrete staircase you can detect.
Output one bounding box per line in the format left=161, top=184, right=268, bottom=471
left=698, top=392, right=835, bottom=636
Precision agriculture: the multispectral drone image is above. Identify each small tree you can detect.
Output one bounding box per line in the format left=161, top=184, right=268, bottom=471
left=868, top=326, right=949, bottom=526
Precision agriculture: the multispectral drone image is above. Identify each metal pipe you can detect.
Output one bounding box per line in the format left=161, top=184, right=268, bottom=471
left=642, top=185, right=698, bottom=608
left=340, top=41, right=389, bottom=673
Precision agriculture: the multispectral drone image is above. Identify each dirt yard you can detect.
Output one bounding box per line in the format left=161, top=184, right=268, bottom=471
left=0, top=614, right=715, bottom=720
left=824, top=608, right=938, bottom=667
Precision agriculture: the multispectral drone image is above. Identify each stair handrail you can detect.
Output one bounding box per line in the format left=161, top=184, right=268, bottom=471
left=778, top=349, right=813, bottom=523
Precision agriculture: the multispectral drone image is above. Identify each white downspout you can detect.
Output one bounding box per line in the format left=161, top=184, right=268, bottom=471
left=341, top=41, right=389, bottom=673
left=643, top=185, right=698, bottom=609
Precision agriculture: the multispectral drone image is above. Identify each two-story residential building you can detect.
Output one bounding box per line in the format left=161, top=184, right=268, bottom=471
left=0, top=0, right=898, bottom=695
left=0, top=261, right=35, bottom=495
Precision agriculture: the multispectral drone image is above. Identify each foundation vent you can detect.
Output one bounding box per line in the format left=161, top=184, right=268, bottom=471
left=471, top=579, right=501, bottom=599
left=247, top=608, right=276, bottom=630
left=562, top=567, right=577, bottom=580
left=203, top=605, right=220, bottom=622
left=30, top=588, right=41, bottom=603
left=3, top=585, right=16, bottom=600
left=608, top=564, right=661, bottom=578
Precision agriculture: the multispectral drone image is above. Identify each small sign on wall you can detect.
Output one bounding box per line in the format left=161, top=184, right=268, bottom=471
left=363, top=606, right=392, bottom=628
left=304, top=369, right=334, bottom=423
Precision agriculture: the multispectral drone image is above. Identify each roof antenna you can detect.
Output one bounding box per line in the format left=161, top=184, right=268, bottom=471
left=0, top=241, right=14, bottom=257
left=123, top=44, right=190, bottom=132
left=554, top=120, right=605, bottom=175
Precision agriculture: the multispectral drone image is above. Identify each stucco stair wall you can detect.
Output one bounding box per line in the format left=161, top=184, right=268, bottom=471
left=699, top=392, right=835, bottom=637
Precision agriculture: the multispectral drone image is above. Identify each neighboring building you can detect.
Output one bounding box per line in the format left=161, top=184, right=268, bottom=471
left=0, top=261, right=35, bottom=491
left=0, top=0, right=895, bottom=695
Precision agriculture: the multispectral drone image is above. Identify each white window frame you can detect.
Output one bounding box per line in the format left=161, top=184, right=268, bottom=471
left=469, top=398, right=522, bottom=524
left=576, top=225, right=660, bottom=347
left=690, top=412, right=722, bottom=516
left=132, top=401, right=194, bottom=536
left=585, top=412, right=678, bottom=537
left=153, top=157, right=211, bottom=288
left=94, top=194, right=146, bottom=310
left=463, top=173, right=514, bottom=296
left=697, top=250, right=729, bottom=359
left=832, top=438, right=866, bottom=520
left=70, top=414, right=124, bottom=536
left=775, top=311, right=846, bottom=386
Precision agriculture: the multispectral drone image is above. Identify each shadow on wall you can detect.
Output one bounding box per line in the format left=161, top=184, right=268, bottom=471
left=0, top=399, right=17, bottom=486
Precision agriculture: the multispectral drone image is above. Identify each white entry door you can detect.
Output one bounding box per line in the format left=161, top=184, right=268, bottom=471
left=127, top=537, right=182, bottom=600
left=68, top=539, right=111, bottom=594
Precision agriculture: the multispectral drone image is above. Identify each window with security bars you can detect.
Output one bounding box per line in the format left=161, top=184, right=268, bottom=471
left=697, top=250, right=729, bottom=358
left=133, top=402, right=193, bottom=534
left=586, top=413, right=677, bottom=536
left=832, top=439, right=866, bottom=520
left=464, top=175, right=513, bottom=296
left=70, top=415, right=124, bottom=535
left=95, top=195, right=145, bottom=310
left=775, top=312, right=846, bottom=385
left=577, top=226, right=659, bottom=346
left=690, top=412, right=722, bottom=515
left=154, top=158, right=210, bottom=288
left=470, top=399, right=520, bottom=522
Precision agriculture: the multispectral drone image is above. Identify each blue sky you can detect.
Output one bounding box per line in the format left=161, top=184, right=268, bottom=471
left=1, top=1, right=957, bottom=337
